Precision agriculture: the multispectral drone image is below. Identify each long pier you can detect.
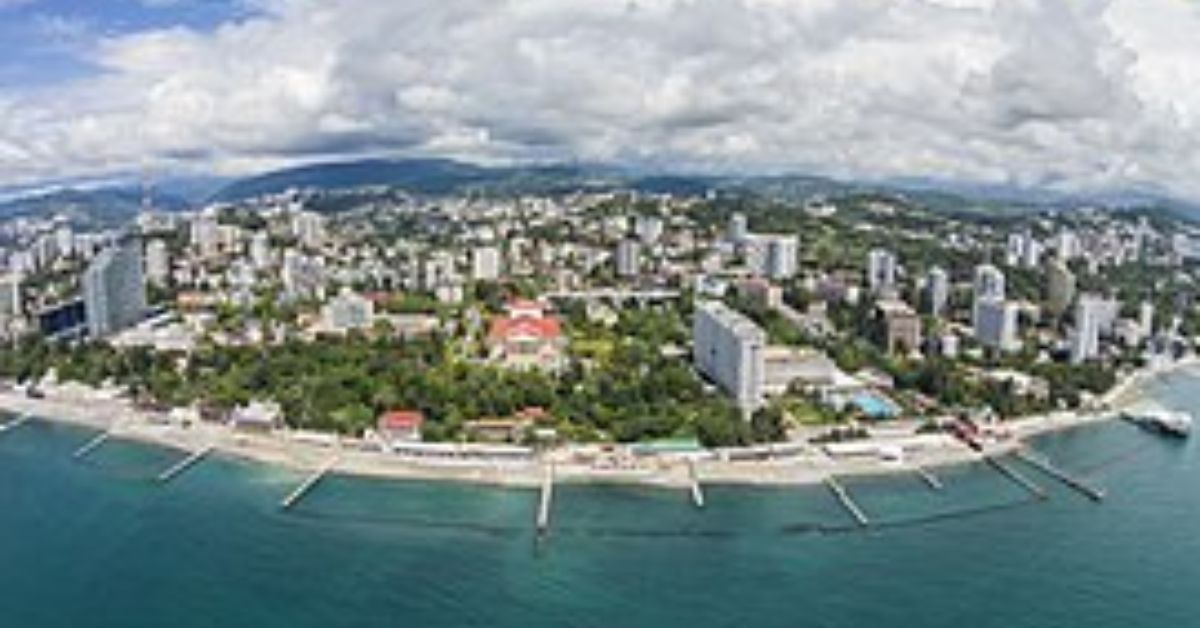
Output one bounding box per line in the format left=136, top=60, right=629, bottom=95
left=825, top=475, right=869, bottom=527
left=914, top=465, right=943, bottom=491
left=73, top=430, right=112, bottom=459
left=281, top=457, right=339, bottom=511
left=1016, top=449, right=1106, bottom=502
left=536, top=463, right=555, bottom=536
left=687, top=459, right=705, bottom=508
left=0, top=413, right=32, bottom=435
left=157, top=445, right=214, bottom=483
left=984, top=455, right=1047, bottom=499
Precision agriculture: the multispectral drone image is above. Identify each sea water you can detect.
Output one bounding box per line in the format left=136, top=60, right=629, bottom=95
left=1, top=370, right=1199, bottom=627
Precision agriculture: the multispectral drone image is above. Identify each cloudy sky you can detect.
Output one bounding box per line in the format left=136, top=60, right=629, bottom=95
left=3, top=0, right=1200, bottom=200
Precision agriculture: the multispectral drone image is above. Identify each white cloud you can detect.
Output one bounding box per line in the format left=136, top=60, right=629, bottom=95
left=4, top=0, right=1200, bottom=200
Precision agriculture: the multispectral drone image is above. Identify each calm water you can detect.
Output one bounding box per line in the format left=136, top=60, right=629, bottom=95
left=2, top=371, right=1199, bottom=627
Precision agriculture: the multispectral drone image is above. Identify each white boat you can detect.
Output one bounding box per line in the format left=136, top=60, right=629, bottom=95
left=1123, top=406, right=1193, bottom=438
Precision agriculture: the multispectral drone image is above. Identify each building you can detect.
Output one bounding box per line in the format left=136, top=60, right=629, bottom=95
left=616, top=238, right=641, bottom=278
left=728, top=212, right=748, bottom=244
left=322, top=288, right=375, bottom=332
left=486, top=300, right=566, bottom=371
left=1139, top=301, right=1155, bottom=337
left=693, top=301, right=766, bottom=416
left=471, top=246, right=502, bottom=282
left=974, top=264, right=1006, bottom=301
left=291, top=211, right=326, bottom=249
left=635, top=215, right=664, bottom=246
left=974, top=298, right=1020, bottom=352
left=145, top=239, right=170, bottom=287
left=250, top=231, right=272, bottom=269
left=190, top=209, right=221, bottom=258
left=748, top=235, right=799, bottom=280
left=867, top=249, right=897, bottom=294
left=377, top=410, right=425, bottom=445
left=926, top=267, right=949, bottom=318
left=83, top=237, right=147, bottom=338
left=876, top=299, right=923, bottom=355
left=282, top=249, right=325, bottom=300
left=1072, top=294, right=1118, bottom=363
left=230, top=401, right=282, bottom=432
left=0, top=273, right=22, bottom=318
left=1046, top=260, right=1076, bottom=317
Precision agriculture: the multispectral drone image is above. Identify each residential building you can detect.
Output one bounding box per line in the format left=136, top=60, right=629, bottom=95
left=867, top=249, right=897, bottom=294
left=974, top=297, right=1020, bottom=352
left=693, top=301, right=766, bottom=416
left=471, top=246, right=502, bottom=282
left=926, top=267, right=949, bottom=318
left=323, top=288, right=375, bottom=332
left=83, top=236, right=147, bottom=338
left=616, top=238, right=641, bottom=278
left=145, top=239, right=170, bottom=287
left=1046, top=260, right=1076, bottom=317
left=877, top=299, right=923, bottom=355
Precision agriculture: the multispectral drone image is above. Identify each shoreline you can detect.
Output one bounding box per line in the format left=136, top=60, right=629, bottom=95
left=1, top=357, right=1195, bottom=492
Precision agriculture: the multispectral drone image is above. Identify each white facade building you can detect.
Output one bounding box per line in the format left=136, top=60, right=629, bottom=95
left=693, top=301, right=766, bottom=416
left=974, top=298, right=1020, bottom=352
left=83, top=237, right=147, bottom=338
left=471, top=246, right=502, bottom=282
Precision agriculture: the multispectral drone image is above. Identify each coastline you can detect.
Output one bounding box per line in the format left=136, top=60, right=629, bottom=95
left=1, top=357, right=1195, bottom=492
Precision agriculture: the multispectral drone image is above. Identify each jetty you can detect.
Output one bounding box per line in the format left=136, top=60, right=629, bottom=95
left=825, top=475, right=869, bottom=527
left=157, top=445, right=214, bottom=483
left=536, top=463, right=555, bottom=536
left=984, top=455, right=1047, bottom=499
left=73, top=430, right=112, bottom=460
left=914, top=465, right=943, bottom=491
left=281, top=456, right=339, bottom=511
left=687, top=459, right=705, bottom=508
left=1016, top=449, right=1106, bottom=502
left=0, top=413, right=32, bottom=435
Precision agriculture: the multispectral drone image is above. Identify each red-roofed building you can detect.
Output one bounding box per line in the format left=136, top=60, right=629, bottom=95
left=486, top=300, right=566, bottom=371
left=377, top=410, right=425, bottom=444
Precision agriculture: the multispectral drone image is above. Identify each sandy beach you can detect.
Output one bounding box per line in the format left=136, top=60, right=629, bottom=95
left=1, top=357, right=1195, bottom=491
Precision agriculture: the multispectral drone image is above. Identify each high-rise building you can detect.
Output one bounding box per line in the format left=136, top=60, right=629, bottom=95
left=145, top=239, right=170, bottom=287
left=471, top=246, right=502, bottom=282
left=747, top=235, right=799, bottom=280
left=693, top=301, right=766, bottom=416
left=636, top=215, right=664, bottom=246
left=1139, top=301, right=1155, bottom=337
left=0, top=273, right=22, bottom=318
left=867, top=249, right=897, bottom=294
left=728, top=213, right=748, bottom=244
left=1072, top=295, right=1107, bottom=363
left=190, top=209, right=221, bottom=258
left=926, top=267, right=949, bottom=318
left=291, top=211, right=326, bottom=249
left=282, top=249, right=326, bottom=300
left=83, top=237, right=147, bottom=338
left=973, top=264, right=1006, bottom=330
left=616, top=238, right=641, bottom=278
left=974, top=298, right=1020, bottom=352
left=250, top=232, right=272, bottom=269
left=1046, top=260, right=1076, bottom=317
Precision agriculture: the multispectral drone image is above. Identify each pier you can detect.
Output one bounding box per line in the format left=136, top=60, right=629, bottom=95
left=1016, top=449, right=1106, bottom=502
left=73, top=430, right=112, bottom=460
left=0, top=413, right=32, bottom=435
left=984, top=455, right=1047, bottom=499
left=824, top=475, right=869, bottom=527
left=157, top=445, right=214, bottom=483
left=536, top=463, right=555, bottom=536
left=687, top=459, right=705, bottom=508
left=914, top=465, right=943, bottom=491
left=281, top=456, right=339, bottom=511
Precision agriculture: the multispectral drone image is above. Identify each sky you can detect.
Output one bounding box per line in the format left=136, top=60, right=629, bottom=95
left=3, top=0, right=1200, bottom=201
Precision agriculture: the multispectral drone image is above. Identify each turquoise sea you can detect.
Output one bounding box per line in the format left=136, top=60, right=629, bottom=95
left=2, top=370, right=1199, bottom=627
